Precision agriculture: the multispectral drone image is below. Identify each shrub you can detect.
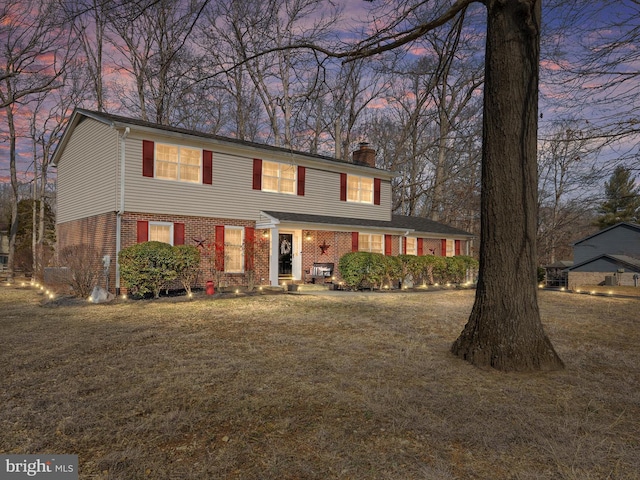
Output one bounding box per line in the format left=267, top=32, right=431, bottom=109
left=119, top=241, right=177, bottom=298
left=173, top=245, right=201, bottom=295
left=338, top=252, right=385, bottom=290
left=380, top=255, right=402, bottom=288
left=58, top=244, right=103, bottom=298
left=419, top=255, right=447, bottom=285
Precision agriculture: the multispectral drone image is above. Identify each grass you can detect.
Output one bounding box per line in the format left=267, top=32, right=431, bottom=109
left=1, top=285, right=639, bottom=479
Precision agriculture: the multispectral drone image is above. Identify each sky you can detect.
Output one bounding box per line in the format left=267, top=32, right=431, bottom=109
left=1, top=0, right=638, bottom=190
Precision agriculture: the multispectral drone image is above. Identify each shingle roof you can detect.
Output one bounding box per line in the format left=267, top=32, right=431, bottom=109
left=567, top=253, right=640, bottom=271
left=262, top=211, right=474, bottom=237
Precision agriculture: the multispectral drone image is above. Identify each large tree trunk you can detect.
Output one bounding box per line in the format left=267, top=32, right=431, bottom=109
left=451, top=0, right=564, bottom=371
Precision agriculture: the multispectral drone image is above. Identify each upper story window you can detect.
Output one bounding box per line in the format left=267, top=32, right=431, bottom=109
left=359, top=233, right=383, bottom=254
left=262, top=161, right=296, bottom=194
left=155, top=143, right=201, bottom=183
left=348, top=175, right=374, bottom=204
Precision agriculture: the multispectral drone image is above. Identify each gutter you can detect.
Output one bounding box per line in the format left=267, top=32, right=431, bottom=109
left=115, top=126, right=130, bottom=295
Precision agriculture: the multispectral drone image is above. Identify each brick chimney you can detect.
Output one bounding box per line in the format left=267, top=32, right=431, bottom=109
left=352, top=142, right=376, bottom=168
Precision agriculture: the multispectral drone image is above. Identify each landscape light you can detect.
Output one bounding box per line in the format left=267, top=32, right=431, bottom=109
left=121, top=294, right=127, bottom=300
left=48, top=293, right=55, bottom=300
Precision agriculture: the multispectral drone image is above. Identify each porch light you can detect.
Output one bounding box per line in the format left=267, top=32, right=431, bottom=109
left=304, top=231, right=312, bottom=241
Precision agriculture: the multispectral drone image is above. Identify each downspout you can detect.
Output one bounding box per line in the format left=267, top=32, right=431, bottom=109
left=115, top=127, right=130, bottom=295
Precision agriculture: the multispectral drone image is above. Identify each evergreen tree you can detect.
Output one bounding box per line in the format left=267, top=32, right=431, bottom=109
left=595, top=166, right=640, bottom=229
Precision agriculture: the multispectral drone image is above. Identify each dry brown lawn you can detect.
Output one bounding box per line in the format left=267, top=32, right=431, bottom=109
left=1, top=285, right=639, bottom=479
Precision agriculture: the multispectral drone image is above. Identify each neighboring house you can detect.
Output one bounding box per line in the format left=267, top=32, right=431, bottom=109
left=567, top=222, right=640, bottom=289
left=544, top=260, right=573, bottom=288
left=52, top=109, right=474, bottom=294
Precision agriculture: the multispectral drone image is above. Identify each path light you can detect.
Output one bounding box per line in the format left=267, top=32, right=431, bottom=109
left=590, top=290, right=596, bottom=295
left=560, top=287, right=565, bottom=291
left=121, top=294, right=127, bottom=300
left=188, top=292, right=193, bottom=299
left=48, top=293, right=55, bottom=300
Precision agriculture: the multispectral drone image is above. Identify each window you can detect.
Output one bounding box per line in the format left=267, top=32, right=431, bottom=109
left=262, top=161, right=296, bottom=194
left=359, top=233, right=383, bottom=253
left=347, top=175, right=373, bottom=203
left=155, top=143, right=201, bottom=183
left=405, top=237, right=417, bottom=255
left=445, top=239, right=455, bottom=257
left=149, top=222, right=173, bottom=245
left=225, top=227, right=244, bottom=273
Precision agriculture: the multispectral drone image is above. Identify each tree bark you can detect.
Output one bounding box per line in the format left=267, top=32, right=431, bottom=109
left=451, top=0, right=564, bottom=371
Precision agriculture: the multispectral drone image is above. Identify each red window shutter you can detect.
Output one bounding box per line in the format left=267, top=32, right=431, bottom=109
left=351, top=232, right=359, bottom=252
left=455, top=240, right=461, bottom=256
left=384, top=234, right=392, bottom=256
left=417, top=238, right=424, bottom=256
left=203, top=150, right=213, bottom=185
left=142, top=140, right=154, bottom=177
left=374, top=178, right=381, bottom=205
left=340, top=173, right=347, bottom=201
left=252, top=158, right=262, bottom=190
left=245, top=226, right=255, bottom=271
left=403, top=237, right=407, bottom=254
left=297, top=166, right=306, bottom=196
left=215, top=225, right=225, bottom=271
left=137, top=221, right=149, bottom=243
left=441, top=239, right=447, bottom=256
left=174, top=223, right=185, bottom=245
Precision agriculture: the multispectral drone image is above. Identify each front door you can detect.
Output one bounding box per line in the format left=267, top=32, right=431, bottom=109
left=278, top=233, right=293, bottom=278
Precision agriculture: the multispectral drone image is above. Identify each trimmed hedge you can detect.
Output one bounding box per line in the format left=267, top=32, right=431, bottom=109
left=119, top=242, right=200, bottom=298
left=338, top=252, right=478, bottom=290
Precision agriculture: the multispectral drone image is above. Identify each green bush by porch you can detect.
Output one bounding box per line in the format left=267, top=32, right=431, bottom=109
left=338, top=252, right=478, bottom=290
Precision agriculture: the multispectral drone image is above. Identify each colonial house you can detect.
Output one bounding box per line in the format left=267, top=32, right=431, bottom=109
left=567, top=222, right=640, bottom=289
left=52, top=109, right=474, bottom=294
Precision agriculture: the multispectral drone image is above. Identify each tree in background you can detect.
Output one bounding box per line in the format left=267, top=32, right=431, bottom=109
left=595, top=166, right=640, bottom=229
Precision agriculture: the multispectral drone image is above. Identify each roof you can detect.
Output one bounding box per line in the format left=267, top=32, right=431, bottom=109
left=567, top=254, right=640, bottom=272
left=572, top=222, right=640, bottom=246
left=544, top=260, right=574, bottom=269
left=261, top=211, right=474, bottom=237
left=52, top=109, right=393, bottom=177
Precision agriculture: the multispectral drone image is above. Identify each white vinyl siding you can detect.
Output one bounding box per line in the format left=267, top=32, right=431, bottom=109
left=55, top=119, right=119, bottom=223
left=106, top=128, right=392, bottom=222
